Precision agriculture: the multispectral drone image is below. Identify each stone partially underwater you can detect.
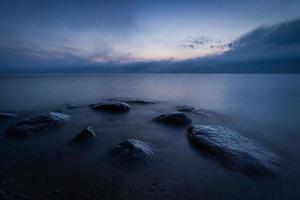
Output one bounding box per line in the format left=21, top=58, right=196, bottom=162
left=187, top=125, right=281, bottom=177
left=176, top=105, right=216, bottom=118
left=72, top=125, right=97, bottom=143
left=90, top=101, right=130, bottom=113
left=7, top=112, right=70, bottom=137
left=154, top=112, right=192, bottom=126
left=112, top=139, right=154, bottom=164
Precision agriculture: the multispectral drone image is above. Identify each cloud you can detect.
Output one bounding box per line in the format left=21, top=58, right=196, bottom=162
left=182, top=36, right=230, bottom=51
left=132, top=18, right=300, bottom=73
left=175, top=18, right=300, bottom=73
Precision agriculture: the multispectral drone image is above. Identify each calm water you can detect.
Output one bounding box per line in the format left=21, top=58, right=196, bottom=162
left=0, top=74, right=300, bottom=199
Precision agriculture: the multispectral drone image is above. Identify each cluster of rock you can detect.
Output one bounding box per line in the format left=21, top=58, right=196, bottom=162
left=2, top=99, right=282, bottom=177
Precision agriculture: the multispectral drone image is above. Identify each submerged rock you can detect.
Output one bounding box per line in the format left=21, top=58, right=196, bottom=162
left=90, top=101, right=130, bottom=113
left=107, top=98, right=158, bottom=104
left=187, top=125, right=281, bottom=177
left=72, top=125, right=96, bottom=143
left=0, top=113, right=18, bottom=119
left=112, top=139, right=154, bottom=162
left=176, top=105, right=196, bottom=113
left=7, top=112, right=70, bottom=137
left=154, top=112, right=192, bottom=126
left=176, top=105, right=214, bottom=117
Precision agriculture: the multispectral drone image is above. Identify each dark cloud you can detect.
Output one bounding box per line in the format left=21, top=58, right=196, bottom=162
left=174, top=18, right=300, bottom=73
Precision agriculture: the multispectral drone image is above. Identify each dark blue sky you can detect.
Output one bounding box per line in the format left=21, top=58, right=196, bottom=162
left=0, top=0, right=300, bottom=71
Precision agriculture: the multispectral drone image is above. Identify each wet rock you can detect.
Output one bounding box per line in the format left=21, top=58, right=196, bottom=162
left=187, top=125, right=281, bottom=177
left=176, top=105, right=214, bottom=117
left=154, top=112, right=192, bottom=126
left=7, top=112, right=70, bottom=137
left=107, top=98, right=158, bottom=104
left=90, top=101, right=130, bottom=113
left=72, top=125, right=96, bottom=143
left=112, top=139, right=154, bottom=162
left=0, top=113, right=18, bottom=119
left=48, top=112, right=70, bottom=121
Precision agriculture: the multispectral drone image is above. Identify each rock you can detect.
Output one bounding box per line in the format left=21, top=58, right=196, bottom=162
left=72, top=125, right=96, bottom=143
left=187, top=125, right=281, bottom=177
left=176, top=105, right=196, bottom=113
left=48, top=112, right=70, bottom=121
left=90, top=101, right=130, bottom=113
left=7, top=112, right=70, bottom=137
left=154, top=112, right=192, bottom=126
left=176, top=105, right=213, bottom=117
left=107, top=98, right=158, bottom=104
left=0, top=113, right=18, bottom=119
left=112, top=139, right=154, bottom=162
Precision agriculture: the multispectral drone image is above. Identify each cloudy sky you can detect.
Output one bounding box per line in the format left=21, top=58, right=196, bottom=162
left=0, top=0, right=300, bottom=70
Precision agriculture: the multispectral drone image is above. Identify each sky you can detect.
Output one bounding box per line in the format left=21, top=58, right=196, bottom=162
left=0, top=0, right=300, bottom=71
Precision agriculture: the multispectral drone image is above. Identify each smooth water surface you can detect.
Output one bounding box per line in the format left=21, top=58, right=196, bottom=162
left=0, top=74, right=299, bottom=199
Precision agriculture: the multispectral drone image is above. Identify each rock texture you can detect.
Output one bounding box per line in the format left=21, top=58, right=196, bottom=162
left=154, top=112, right=192, bottom=126
left=187, top=125, right=281, bottom=177
left=7, top=112, right=70, bottom=137
left=112, top=139, right=154, bottom=162
left=90, top=101, right=130, bottom=113
left=72, top=125, right=96, bottom=143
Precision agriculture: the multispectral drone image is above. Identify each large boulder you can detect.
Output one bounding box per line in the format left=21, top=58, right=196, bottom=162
left=187, top=125, right=281, bottom=177
left=72, top=125, right=96, bottom=143
left=154, top=112, right=192, bottom=126
left=112, top=139, right=154, bottom=163
left=0, top=113, right=18, bottom=119
left=107, top=98, right=158, bottom=104
left=7, top=112, right=70, bottom=137
left=90, top=101, right=130, bottom=113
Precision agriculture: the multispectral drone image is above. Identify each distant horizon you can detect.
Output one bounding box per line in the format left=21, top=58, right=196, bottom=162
left=0, top=0, right=300, bottom=73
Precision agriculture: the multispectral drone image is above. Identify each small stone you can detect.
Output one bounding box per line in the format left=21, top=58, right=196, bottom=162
left=72, top=125, right=97, bottom=143
left=154, top=112, right=192, bottom=126
left=90, top=101, right=130, bottom=113
left=112, top=139, right=154, bottom=162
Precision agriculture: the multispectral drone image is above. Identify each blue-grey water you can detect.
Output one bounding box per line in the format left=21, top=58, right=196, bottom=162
left=0, top=74, right=299, bottom=199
